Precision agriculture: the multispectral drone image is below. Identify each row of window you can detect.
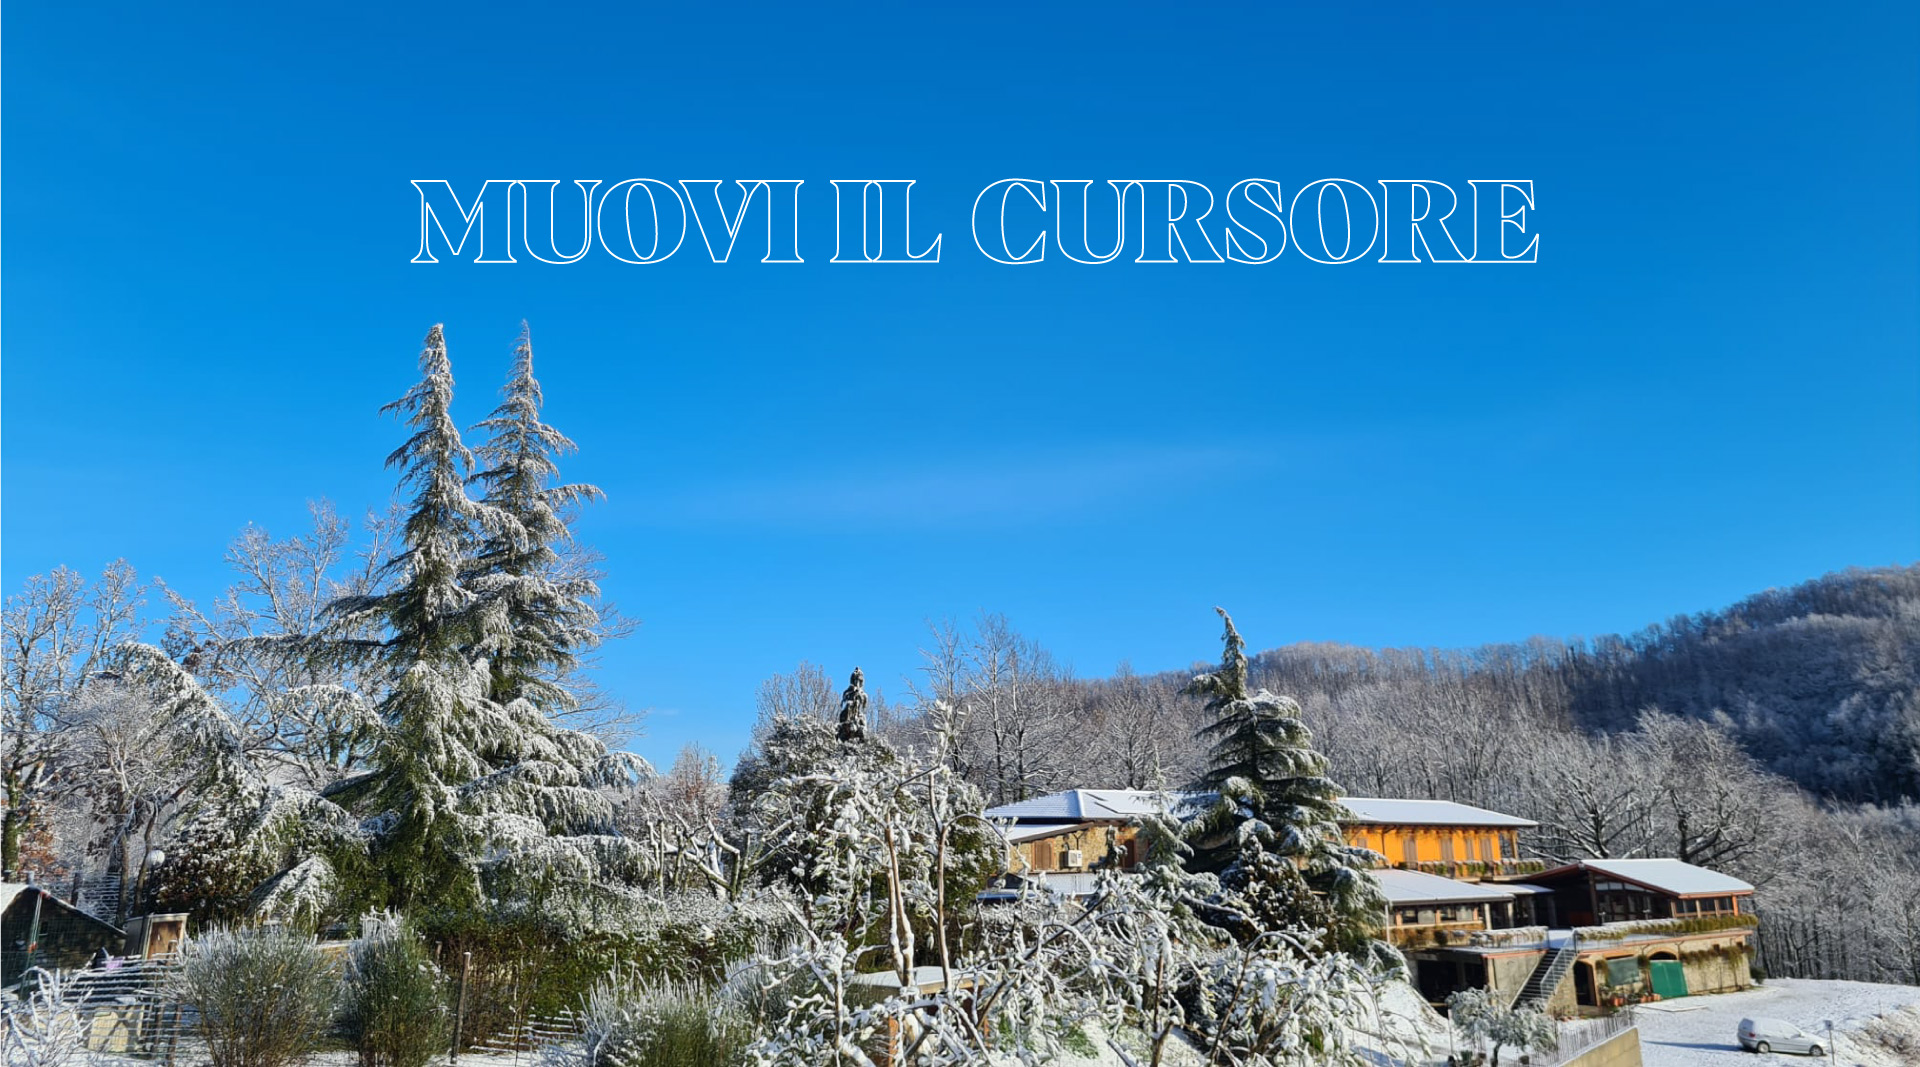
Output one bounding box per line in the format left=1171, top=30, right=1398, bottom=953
left=1392, top=904, right=1483, bottom=926
left=1675, top=896, right=1739, bottom=915
left=1349, top=829, right=1521, bottom=865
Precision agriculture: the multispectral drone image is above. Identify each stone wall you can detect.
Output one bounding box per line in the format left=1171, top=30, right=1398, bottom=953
left=1484, top=950, right=1545, bottom=1006
left=1011, top=824, right=1138, bottom=873
left=1561, top=1027, right=1643, bottom=1067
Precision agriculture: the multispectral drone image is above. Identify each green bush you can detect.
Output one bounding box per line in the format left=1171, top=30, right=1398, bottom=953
left=170, top=927, right=338, bottom=1067
left=343, top=917, right=451, bottom=1067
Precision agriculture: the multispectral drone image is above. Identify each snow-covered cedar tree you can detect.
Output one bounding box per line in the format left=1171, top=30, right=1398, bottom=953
left=316, top=324, right=648, bottom=927
left=464, top=321, right=607, bottom=716
left=1446, top=988, right=1556, bottom=1067
left=1184, top=608, right=1389, bottom=960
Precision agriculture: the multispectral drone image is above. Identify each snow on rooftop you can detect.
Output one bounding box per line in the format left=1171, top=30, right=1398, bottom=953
left=1339, top=797, right=1537, bottom=829
left=1002, top=823, right=1082, bottom=843
left=1572, top=858, right=1755, bottom=896
left=989, top=790, right=1538, bottom=830
left=985, top=788, right=1203, bottom=823
left=0, top=882, right=123, bottom=931
left=1373, top=868, right=1517, bottom=906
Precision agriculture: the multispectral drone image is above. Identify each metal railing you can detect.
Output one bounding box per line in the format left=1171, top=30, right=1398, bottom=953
left=3, top=961, right=205, bottom=1063
left=4, top=959, right=589, bottom=1066
left=1532, top=1011, right=1637, bottom=1067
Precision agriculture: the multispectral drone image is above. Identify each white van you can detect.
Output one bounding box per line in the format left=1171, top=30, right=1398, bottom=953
left=1737, top=1017, right=1825, bottom=1056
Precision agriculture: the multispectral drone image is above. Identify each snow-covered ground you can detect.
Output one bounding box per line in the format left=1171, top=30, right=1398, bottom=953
left=1633, top=978, right=1920, bottom=1067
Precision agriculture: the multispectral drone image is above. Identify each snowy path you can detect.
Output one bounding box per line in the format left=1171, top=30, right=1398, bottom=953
left=1632, top=978, right=1920, bottom=1067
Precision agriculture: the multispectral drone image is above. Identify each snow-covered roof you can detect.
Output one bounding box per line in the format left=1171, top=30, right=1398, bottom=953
left=1546, top=858, right=1754, bottom=897
left=1373, top=869, right=1517, bottom=906
left=0, top=883, right=123, bottom=932
left=985, top=789, right=1202, bottom=823
left=1003, top=823, right=1084, bottom=843
left=1339, top=797, right=1537, bottom=829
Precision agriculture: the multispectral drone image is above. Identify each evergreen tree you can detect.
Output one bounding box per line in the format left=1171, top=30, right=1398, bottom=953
left=465, top=322, right=605, bottom=715
left=1184, top=607, right=1386, bottom=956
left=835, top=667, right=870, bottom=742
left=328, top=325, right=644, bottom=923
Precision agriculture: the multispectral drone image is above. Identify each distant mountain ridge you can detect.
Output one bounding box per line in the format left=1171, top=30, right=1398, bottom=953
left=1243, top=564, right=1920, bottom=803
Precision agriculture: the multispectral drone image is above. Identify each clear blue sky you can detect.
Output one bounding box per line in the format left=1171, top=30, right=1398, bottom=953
left=4, top=1, right=1916, bottom=769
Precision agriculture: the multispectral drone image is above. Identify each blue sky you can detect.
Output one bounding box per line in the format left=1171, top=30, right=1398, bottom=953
left=5, top=1, right=1916, bottom=769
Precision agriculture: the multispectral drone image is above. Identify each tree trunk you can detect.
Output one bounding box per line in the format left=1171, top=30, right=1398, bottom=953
left=1, top=803, right=24, bottom=882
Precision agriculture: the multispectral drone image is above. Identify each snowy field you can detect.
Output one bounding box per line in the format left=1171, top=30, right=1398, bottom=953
left=1633, top=978, right=1920, bottom=1067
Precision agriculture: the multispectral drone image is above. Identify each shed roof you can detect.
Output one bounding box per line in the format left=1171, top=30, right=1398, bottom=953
left=0, top=883, right=124, bottom=933
left=1339, top=798, right=1537, bottom=829
left=1373, top=869, right=1516, bottom=906
left=1541, top=858, right=1754, bottom=897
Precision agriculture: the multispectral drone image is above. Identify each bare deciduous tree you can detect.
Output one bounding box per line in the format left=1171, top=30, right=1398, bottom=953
left=1, top=562, right=146, bottom=880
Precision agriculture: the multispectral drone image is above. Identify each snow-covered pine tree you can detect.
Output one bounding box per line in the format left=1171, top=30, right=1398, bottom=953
left=1185, top=607, right=1387, bottom=956
left=465, top=322, right=605, bottom=717
left=328, top=325, right=644, bottom=924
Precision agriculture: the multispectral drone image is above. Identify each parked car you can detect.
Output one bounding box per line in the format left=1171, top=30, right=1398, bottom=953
left=1737, top=1017, right=1825, bottom=1056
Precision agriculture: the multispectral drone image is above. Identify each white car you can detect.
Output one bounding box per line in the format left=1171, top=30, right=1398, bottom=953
left=1737, top=1017, right=1826, bottom=1056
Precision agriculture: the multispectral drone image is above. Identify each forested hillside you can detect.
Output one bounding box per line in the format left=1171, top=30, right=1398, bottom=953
left=1568, top=567, right=1920, bottom=801
left=1247, top=566, right=1920, bottom=804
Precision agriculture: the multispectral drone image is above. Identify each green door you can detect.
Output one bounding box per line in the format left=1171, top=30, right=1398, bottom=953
left=1649, top=960, right=1688, bottom=999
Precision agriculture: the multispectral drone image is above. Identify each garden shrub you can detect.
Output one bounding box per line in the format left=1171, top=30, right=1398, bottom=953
left=561, top=975, right=753, bottom=1067
left=343, top=915, right=451, bottom=1067
left=171, top=926, right=337, bottom=1067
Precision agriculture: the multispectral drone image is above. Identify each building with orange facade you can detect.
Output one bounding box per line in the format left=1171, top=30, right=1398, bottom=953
left=983, top=788, right=1759, bottom=1013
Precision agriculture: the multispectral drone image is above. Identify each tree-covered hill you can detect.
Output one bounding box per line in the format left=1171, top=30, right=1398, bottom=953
left=1245, top=565, right=1920, bottom=804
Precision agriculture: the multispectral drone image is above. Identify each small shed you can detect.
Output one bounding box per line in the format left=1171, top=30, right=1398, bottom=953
left=124, top=913, right=189, bottom=959
left=1, top=883, right=127, bottom=987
